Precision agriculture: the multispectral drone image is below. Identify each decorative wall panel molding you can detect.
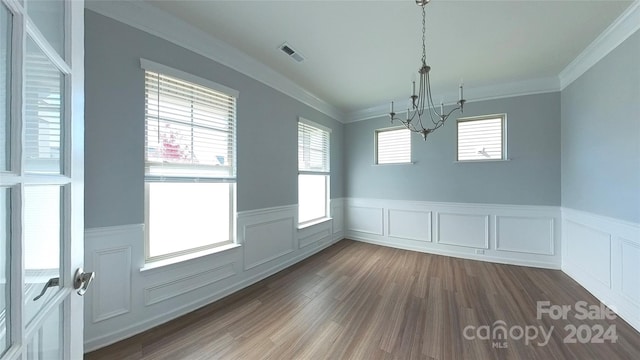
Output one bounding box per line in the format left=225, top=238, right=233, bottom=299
left=388, top=209, right=431, bottom=242
left=562, top=208, right=640, bottom=333
left=621, top=239, right=640, bottom=305
left=331, top=198, right=345, bottom=234
left=564, top=220, right=611, bottom=287
left=243, top=216, right=296, bottom=270
left=436, top=213, right=489, bottom=249
left=299, top=227, right=332, bottom=249
left=346, top=205, right=384, bottom=235
left=495, top=216, right=554, bottom=255
left=144, top=262, right=237, bottom=305
left=92, top=246, right=132, bottom=323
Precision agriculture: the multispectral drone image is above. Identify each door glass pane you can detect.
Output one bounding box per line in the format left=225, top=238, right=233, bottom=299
left=25, top=38, right=63, bottom=174
left=27, top=302, right=62, bottom=360
left=26, top=0, right=64, bottom=59
left=24, top=186, right=61, bottom=325
left=0, top=4, right=11, bottom=171
left=0, top=189, right=9, bottom=357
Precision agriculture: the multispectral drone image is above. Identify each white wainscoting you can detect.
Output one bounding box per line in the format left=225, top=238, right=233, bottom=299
left=562, top=208, right=640, bottom=333
left=345, top=198, right=561, bottom=269
left=346, top=205, right=384, bottom=235
left=92, top=245, right=132, bottom=323
left=84, top=199, right=345, bottom=352
left=242, top=214, right=295, bottom=270
left=388, top=209, right=431, bottom=242
left=436, top=213, right=490, bottom=249
left=496, top=216, right=555, bottom=255
left=331, top=198, right=344, bottom=235
left=143, top=262, right=237, bottom=306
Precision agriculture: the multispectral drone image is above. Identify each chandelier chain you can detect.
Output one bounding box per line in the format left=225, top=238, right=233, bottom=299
left=421, top=4, right=426, bottom=64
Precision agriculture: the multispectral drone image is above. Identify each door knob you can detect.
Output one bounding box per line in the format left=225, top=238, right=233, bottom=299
left=74, top=268, right=95, bottom=296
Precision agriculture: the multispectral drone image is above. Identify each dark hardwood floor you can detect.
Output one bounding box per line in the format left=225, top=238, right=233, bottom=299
left=85, top=239, right=640, bottom=359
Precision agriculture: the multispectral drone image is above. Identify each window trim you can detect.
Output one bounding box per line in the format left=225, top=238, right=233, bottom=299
left=297, top=117, right=330, bottom=226
left=456, top=113, right=508, bottom=162
left=141, top=59, right=238, bottom=264
left=374, top=126, right=412, bottom=165
left=140, top=58, right=239, bottom=99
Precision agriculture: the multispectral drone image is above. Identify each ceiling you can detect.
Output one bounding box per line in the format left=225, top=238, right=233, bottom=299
left=145, top=0, right=632, bottom=114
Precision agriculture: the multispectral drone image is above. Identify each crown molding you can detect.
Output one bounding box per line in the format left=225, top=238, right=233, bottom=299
left=559, top=0, right=640, bottom=90
left=347, top=1, right=639, bottom=123
left=345, top=76, right=560, bottom=123
left=85, top=0, right=638, bottom=125
left=85, top=0, right=345, bottom=122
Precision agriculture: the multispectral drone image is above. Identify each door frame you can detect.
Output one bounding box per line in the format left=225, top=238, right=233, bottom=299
left=1, top=0, right=84, bottom=358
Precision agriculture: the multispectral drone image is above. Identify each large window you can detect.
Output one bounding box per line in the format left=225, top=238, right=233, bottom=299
left=457, top=114, right=506, bottom=161
left=142, top=59, right=237, bottom=262
left=298, top=118, right=330, bottom=225
left=375, top=127, right=411, bottom=164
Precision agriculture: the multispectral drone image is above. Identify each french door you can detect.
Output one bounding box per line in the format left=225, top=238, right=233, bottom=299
left=1, top=0, right=85, bottom=359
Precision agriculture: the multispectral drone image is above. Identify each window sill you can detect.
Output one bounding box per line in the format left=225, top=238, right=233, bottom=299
left=298, top=217, right=332, bottom=230
left=372, top=162, right=415, bottom=166
left=454, top=159, right=511, bottom=163
left=140, top=243, right=241, bottom=272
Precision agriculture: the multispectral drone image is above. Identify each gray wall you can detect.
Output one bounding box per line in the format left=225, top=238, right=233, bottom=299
left=345, top=92, right=561, bottom=205
left=561, top=30, right=640, bottom=223
left=85, top=10, right=344, bottom=228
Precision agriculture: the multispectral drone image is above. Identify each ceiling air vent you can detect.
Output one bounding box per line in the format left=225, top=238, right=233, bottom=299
left=279, top=42, right=305, bottom=63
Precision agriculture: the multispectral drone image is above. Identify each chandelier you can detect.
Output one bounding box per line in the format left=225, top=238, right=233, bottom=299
left=389, top=0, right=466, bottom=140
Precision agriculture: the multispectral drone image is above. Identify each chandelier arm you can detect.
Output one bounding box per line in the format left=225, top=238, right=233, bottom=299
left=428, top=74, right=445, bottom=122
left=416, top=74, right=424, bottom=116
left=405, top=120, right=418, bottom=133
left=396, top=112, right=418, bottom=133
left=408, top=113, right=420, bottom=132
left=444, top=105, right=461, bottom=119
left=425, top=73, right=441, bottom=126
left=407, top=108, right=417, bottom=124
left=417, top=70, right=430, bottom=130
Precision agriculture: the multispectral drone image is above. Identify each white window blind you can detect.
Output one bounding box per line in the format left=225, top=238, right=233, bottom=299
left=298, top=120, right=329, bottom=173
left=144, top=70, right=236, bottom=179
left=24, top=38, right=63, bottom=174
left=376, top=128, right=411, bottom=164
left=457, top=115, right=505, bottom=161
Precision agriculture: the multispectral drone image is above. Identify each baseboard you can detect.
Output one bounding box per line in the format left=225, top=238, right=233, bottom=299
left=349, top=234, right=560, bottom=270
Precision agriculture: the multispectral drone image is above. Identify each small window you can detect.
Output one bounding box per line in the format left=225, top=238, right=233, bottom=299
left=457, top=114, right=506, bottom=161
left=298, top=118, right=330, bottom=225
left=375, top=127, right=411, bottom=164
